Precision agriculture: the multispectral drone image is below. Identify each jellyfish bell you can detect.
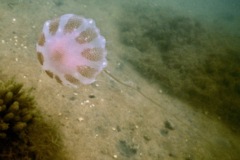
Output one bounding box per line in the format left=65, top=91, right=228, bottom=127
left=36, top=14, right=107, bottom=88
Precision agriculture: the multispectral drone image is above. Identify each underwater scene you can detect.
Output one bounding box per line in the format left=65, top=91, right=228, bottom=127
left=0, top=0, right=239, bottom=159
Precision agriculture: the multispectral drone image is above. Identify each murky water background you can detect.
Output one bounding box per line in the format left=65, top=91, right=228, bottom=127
left=0, top=0, right=239, bottom=159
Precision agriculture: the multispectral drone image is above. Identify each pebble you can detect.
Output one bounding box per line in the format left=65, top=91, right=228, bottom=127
left=78, top=117, right=84, bottom=122
left=12, top=18, right=16, bottom=23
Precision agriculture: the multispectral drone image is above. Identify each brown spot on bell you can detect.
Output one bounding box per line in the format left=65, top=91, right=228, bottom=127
left=38, top=32, right=45, bottom=46
left=37, top=52, right=44, bottom=65
left=81, top=48, right=104, bottom=61
left=64, top=16, right=82, bottom=33
left=64, top=74, right=79, bottom=84
left=75, top=28, right=97, bottom=44
left=49, top=18, right=60, bottom=35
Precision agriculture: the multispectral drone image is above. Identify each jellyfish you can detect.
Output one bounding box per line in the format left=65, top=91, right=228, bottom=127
left=36, top=14, right=107, bottom=88
left=36, top=14, right=163, bottom=109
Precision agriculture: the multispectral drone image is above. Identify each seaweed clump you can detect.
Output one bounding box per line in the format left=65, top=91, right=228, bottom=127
left=0, top=79, right=36, bottom=159
left=0, top=80, right=35, bottom=139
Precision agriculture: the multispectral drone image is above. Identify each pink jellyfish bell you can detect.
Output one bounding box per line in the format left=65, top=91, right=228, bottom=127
left=36, top=14, right=107, bottom=88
